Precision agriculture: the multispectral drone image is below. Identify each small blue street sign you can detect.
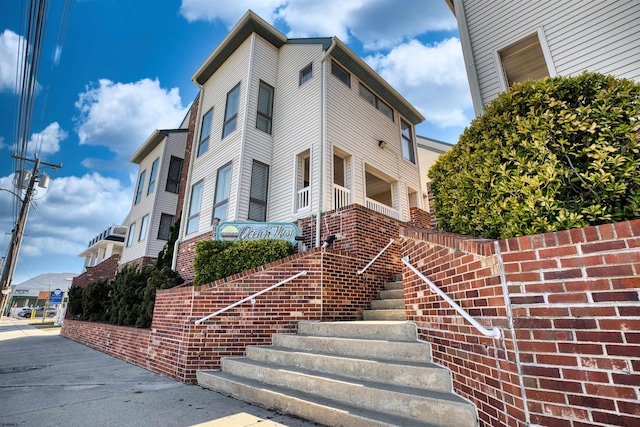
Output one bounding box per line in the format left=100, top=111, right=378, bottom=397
left=50, top=288, right=64, bottom=304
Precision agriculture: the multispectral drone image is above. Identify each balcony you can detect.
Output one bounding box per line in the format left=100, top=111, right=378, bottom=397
left=333, top=184, right=351, bottom=210
left=365, top=198, right=399, bottom=219
left=297, top=187, right=310, bottom=212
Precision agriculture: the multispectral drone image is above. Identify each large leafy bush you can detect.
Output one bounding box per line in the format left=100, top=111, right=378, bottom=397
left=429, top=72, right=640, bottom=239
left=193, top=239, right=296, bottom=286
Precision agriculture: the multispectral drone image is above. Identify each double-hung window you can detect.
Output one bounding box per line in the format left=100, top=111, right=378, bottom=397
left=134, top=171, right=146, bottom=205
left=147, top=158, right=159, bottom=195
left=126, top=223, right=136, bottom=247
left=157, top=213, right=175, bottom=240
left=331, top=60, right=350, bottom=87
left=186, top=181, right=204, bottom=235
left=248, top=161, right=269, bottom=222
left=165, top=156, right=183, bottom=194
left=198, top=108, right=213, bottom=157
left=139, top=215, right=149, bottom=241
left=222, top=83, right=240, bottom=138
left=401, top=120, right=416, bottom=164
left=256, top=81, right=274, bottom=134
left=213, top=163, right=232, bottom=221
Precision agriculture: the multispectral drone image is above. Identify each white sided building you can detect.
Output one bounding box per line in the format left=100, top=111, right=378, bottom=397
left=179, top=10, right=426, bottom=247
left=120, top=128, right=188, bottom=267
left=447, top=0, right=640, bottom=114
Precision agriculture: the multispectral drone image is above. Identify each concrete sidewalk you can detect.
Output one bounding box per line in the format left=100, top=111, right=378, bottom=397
left=0, top=317, right=321, bottom=427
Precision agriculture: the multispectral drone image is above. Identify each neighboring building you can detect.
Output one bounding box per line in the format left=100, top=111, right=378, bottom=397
left=416, top=135, right=453, bottom=213
left=178, top=10, right=426, bottom=251
left=447, top=0, right=640, bottom=114
left=78, top=224, right=127, bottom=270
left=5, top=272, right=77, bottom=314
left=120, top=128, right=188, bottom=267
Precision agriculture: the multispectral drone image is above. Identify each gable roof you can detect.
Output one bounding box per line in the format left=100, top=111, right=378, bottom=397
left=130, top=129, right=188, bottom=164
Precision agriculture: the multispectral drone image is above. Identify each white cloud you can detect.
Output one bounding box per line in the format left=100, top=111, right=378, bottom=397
left=179, top=0, right=285, bottom=24
left=27, top=122, right=68, bottom=156
left=0, top=29, right=28, bottom=93
left=74, top=78, right=188, bottom=168
left=0, top=136, right=8, bottom=151
left=366, top=38, right=472, bottom=128
left=2, top=172, right=133, bottom=258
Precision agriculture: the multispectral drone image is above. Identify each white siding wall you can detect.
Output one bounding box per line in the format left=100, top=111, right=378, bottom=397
left=236, top=35, right=279, bottom=220
left=184, top=37, right=251, bottom=239
left=268, top=43, right=323, bottom=222
left=463, top=0, right=640, bottom=105
left=120, top=141, right=164, bottom=264
left=325, top=60, right=422, bottom=221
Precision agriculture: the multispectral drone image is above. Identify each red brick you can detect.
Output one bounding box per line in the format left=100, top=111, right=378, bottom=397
left=569, top=228, right=585, bottom=244
left=564, top=278, right=611, bottom=292
left=543, top=269, right=582, bottom=280
left=556, top=230, right=571, bottom=246
left=583, top=225, right=600, bottom=242
left=587, top=265, right=634, bottom=278
left=567, top=394, right=616, bottom=411
left=510, top=295, right=545, bottom=305
left=584, top=384, right=637, bottom=399
left=592, top=410, right=640, bottom=426
left=617, top=401, right=640, bottom=416
left=575, top=331, right=623, bottom=343
left=557, top=342, right=603, bottom=355
left=614, top=221, right=632, bottom=238
left=582, top=240, right=627, bottom=254
left=604, top=251, right=640, bottom=264
left=529, top=307, right=570, bottom=318
left=506, top=272, right=542, bottom=282
left=502, top=251, right=537, bottom=263
left=522, top=365, right=560, bottom=378
left=559, top=255, right=602, bottom=268
left=592, top=290, right=638, bottom=302
left=631, top=219, right=640, bottom=236
left=611, top=277, right=640, bottom=289
left=538, top=246, right=578, bottom=259
left=547, top=293, right=589, bottom=304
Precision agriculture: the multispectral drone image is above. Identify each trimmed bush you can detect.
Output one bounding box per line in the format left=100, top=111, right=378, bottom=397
left=193, top=239, right=296, bottom=286
left=81, top=279, right=112, bottom=321
left=66, top=285, right=83, bottom=317
left=429, top=72, right=640, bottom=239
left=108, top=265, right=151, bottom=326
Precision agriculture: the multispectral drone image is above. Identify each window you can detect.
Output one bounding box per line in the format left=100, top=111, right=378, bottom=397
left=186, top=181, right=204, bottom=235
left=498, top=33, right=549, bottom=87
left=222, top=83, right=240, bottom=138
left=147, top=158, right=159, bottom=195
left=126, top=223, right=136, bottom=247
left=165, top=156, right=183, bottom=194
left=401, top=119, right=415, bottom=164
left=331, top=60, right=350, bottom=87
left=299, top=63, right=312, bottom=85
left=248, top=161, right=269, bottom=222
left=134, top=171, right=146, bottom=205
left=198, top=108, right=213, bottom=157
left=213, top=163, right=232, bottom=222
left=139, top=215, right=149, bottom=241
left=256, top=81, right=274, bottom=134
left=157, top=213, right=175, bottom=240
left=359, top=83, right=394, bottom=121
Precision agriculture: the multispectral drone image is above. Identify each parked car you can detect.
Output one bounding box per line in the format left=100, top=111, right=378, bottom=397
left=17, top=307, right=56, bottom=318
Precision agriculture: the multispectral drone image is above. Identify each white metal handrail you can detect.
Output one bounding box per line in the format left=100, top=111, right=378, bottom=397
left=194, top=270, right=308, bottom=325
left=402, top=256, right=501, bottom=339
left=357, top=238, right=395, bottom=275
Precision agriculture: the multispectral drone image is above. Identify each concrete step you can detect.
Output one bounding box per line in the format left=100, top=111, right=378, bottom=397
left=384, top=280, right=404, bottom=291
left=218, top=357, right=476, bottom=427
left=362, top=308, right=406, bottom=321
left=297, top=320, right=417, bottom=341
left=380, top=289, right=404, bottom=299
left=272, top=333, right=432, bottom=363
left=246, top=346, right=450, bottom=391
left=198, top=370, right=435, bottom=427
left=371, top=298, right=404, bottom=310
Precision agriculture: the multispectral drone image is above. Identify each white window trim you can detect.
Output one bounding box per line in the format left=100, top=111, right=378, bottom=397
left=291, top=146, right=313, bottom=215
left=493, top=26, right=557, bottom=92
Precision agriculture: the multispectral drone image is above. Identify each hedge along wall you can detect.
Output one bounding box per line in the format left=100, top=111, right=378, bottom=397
left=400, top=219, right=640, bottom=427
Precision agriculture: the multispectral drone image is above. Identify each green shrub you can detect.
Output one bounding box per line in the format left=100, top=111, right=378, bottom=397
left=429, top=72, right=640, bottom=239
left=108, top=265, right=151, bottom=326
left=66, top=285, right=83, bottom=317
left=81, top=279, right=112, bottom=321
left=193, top=239, right=296, bottom=286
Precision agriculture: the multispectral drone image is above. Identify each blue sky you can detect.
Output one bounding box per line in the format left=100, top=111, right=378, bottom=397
left=0, top=0, right=473, bottom=285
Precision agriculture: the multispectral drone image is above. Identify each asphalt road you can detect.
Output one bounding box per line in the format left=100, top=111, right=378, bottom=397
left=0, top=317, right=321, bottom=427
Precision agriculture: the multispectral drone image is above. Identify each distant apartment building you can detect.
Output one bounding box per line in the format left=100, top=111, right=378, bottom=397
left=177, top=10, right=426, bottom=256
left=447, top=0, right=640, bottom=114
left=416, top=136, right=453, bottom=213
left=79, top=224, right=127, bottom=269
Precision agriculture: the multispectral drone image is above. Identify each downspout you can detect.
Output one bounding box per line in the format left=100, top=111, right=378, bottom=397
left=235, top=33, right=256, bottom=220
left=172, top=80, right=204, bottom=271
left=452, top=0, right=484, bottom=116
left=317, top=38, right=337, bottom=247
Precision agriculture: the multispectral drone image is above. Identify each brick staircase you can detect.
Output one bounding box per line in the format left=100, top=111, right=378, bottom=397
left=198, top=318, right=478, bottom=427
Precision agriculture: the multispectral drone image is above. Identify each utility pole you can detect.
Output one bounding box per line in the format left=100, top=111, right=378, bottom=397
left=0, top=155, right=62, bottom=317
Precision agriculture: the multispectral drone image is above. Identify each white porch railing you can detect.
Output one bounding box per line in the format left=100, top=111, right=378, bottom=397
left=333, top=184, right=351, bottom=210
left=365, top=198, right=400, bottom=219
left=357, top=238, right=395, bottom=275
left=194, top=271, right=308, bottom=325
left=297, top=187, right=310, bottom=211
left=402, top=256, right=501, bottom=338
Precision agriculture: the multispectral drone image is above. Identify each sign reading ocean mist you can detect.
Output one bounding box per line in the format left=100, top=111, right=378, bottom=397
left=216, top=222, right=298, bottom=244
